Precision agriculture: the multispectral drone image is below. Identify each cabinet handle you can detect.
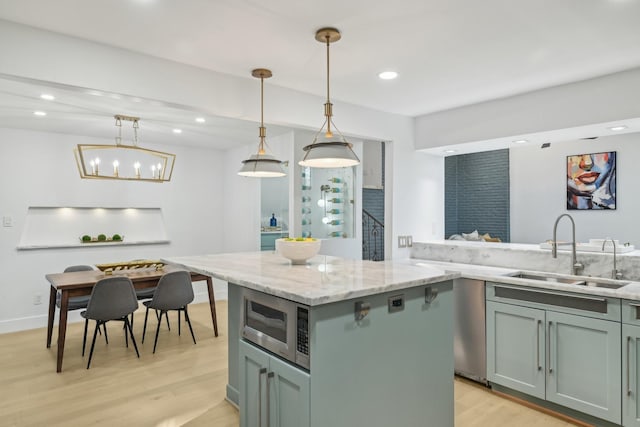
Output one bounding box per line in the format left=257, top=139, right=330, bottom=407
left=493, top=284, right=607, bottom=303
left=548, top=321, right=553, bottom=374
left=628, top=336, right=632, bottom=397
left=258, top=368, right=267, bottom=427
left=266, top=372, right=274, bottom=427
left=536, top=320, right=542, bottom=371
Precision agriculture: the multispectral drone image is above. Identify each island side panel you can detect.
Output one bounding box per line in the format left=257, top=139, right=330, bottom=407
left=310, top=281, right=454, bottom=427
left=226, top=282, right=241, bottom=406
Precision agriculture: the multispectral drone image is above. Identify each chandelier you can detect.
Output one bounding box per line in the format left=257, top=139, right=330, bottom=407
left=74, top=115, right=176, bottom=182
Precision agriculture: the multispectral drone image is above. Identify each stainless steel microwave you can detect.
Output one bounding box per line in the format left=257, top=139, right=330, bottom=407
left=240, top=287, right=310, bottom=370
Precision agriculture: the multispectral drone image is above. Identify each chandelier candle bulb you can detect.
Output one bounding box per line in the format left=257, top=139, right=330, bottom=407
left=113, top=160, right=119, bottom=177
left=134, top=161, right=141, bottom=178
left=94, top=158, right=100, bottom=175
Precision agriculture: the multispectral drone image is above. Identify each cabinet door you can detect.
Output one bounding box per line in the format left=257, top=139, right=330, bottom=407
left=240, top=340, right=271, bottom=427
left=486, top=301, right=546, bottom=399
left=268, top=354, right=310, bottom=427
left=623, top=324, right=640, bottom=427
left=546, top=311, right=621, bottom=424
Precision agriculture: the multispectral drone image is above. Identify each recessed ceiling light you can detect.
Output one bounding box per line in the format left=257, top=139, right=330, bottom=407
left=33, top=111, right=47, bottom=116
left=608, top=125, right=627, bottom=131
left=40, top=94, right=55, bottom=101
left=195, top=117, right=206, bottom=123
left=444, top=149, right=457, bottom=154
left=378, top=71, right=398, bottom=80
left=172, top=129, right=182, bottom=134
left=513, top=139, right=528, bottom=144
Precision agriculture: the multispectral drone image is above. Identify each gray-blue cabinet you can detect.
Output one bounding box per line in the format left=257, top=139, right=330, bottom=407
left=486, top=283, right=622, bottom=425
left=486, top=301, right=546, bottom=399
left=239, top=340, right=310, bottom=427
left=623, top=324, right=640, bottom=427
left=260, top=233, right=288, bottom=251
left=545, top=310, right=621, bottom=423
left=622, top=301, right=640, bottom=427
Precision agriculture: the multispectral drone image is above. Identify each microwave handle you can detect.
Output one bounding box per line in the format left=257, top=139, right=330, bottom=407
left=258, top=368, right=267, bottom=427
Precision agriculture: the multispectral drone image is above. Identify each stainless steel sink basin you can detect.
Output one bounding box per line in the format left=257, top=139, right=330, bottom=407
left=578, top=280, right=630, bottom=289
left=508, top=272, right=630, bottom=289
left=509, top=273, right=585, bottom=286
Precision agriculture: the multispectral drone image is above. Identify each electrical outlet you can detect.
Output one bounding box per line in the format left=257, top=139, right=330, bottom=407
left=2, top=216, right=12, bottom=227
left=398, top=236, right=407, bottom=248
left=406, top=235, right=413, bottom=247
left=33, top=294, right=42, bottom=305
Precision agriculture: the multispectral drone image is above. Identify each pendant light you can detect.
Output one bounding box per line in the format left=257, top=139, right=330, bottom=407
left=299, top=27, right=360, bottom=168
left=238, top=68, right=286, bottom=177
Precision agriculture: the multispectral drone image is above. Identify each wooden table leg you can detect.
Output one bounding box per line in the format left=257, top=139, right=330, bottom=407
left=205, top=276, right=219, bottom=337
left=56, top=290, right=69, bottom=373
left=46, top=285, right=56, bottom=348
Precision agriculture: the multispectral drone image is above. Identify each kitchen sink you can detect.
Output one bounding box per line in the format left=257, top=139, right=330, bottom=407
left=509, top=273, right=585, bottom=286
left=577, top=280, right=630, bottom=289
left=508, top=272, right=630, bottom=289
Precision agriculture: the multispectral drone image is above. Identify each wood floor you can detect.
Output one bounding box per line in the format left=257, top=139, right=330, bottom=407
left=0, top=301, right=581, bottom=427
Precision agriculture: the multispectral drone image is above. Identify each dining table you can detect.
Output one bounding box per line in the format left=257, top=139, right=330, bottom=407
left=45, top=265, right=218, bottom=372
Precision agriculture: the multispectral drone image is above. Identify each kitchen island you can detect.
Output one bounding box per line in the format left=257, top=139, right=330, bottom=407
left=163, top=252, right=459, bottom=427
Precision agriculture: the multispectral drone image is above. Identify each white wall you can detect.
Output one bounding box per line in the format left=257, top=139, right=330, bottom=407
left=510, top=133, right=638, bottom=245
left=260, top=132, right=294, bottom=231
left=0, top=128, right=226, bottom=332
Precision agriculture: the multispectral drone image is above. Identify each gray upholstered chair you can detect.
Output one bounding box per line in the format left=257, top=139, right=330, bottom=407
left=56, top=265, right=108, bottom=343
left=141, top=270, right=196, bottom=353
left=81, top=276, right=140, bottom=369
left=56, top=265, right=95, bottom=311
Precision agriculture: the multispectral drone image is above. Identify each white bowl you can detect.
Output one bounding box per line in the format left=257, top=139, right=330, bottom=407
left=275, top=238, right=322, bottom=265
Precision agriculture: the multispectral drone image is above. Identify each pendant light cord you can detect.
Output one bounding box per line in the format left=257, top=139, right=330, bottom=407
left=324, top=34, right=333, bottom=137
left=259, top=75, right=265, bottom=154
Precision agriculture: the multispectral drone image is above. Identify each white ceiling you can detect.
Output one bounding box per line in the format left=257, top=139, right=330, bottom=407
left=0, top=0, right=639, bottom=150
left=0, top=73, right=294, bottom=150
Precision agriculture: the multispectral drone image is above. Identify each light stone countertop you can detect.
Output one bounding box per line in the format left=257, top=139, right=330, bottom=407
left=406, top=258, right=640, bottom=301
left=162, top=252, right=460, bottom=306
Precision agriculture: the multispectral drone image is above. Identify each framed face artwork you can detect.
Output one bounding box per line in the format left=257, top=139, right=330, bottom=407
left=566, top=151, right=616, bottom=210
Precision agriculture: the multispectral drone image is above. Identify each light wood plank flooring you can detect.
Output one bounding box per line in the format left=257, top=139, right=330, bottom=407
left=0, top=301, right=581, bottom=427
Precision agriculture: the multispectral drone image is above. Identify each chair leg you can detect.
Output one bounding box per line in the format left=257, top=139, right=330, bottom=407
left=124, top=319, right=129, bottom=348
left=82, top=319, right=88, bottom=357
left=153, top=310, right=164, bottom=354
left=178, top=309, right=181, bottom=336
left=87, top=321, right=101, bottom=369
left=124, top=317, right=140, bottom=358
left=103, top=322, right=109, bottom=345
left=184, top=306, right=197, bottom=345
left=165, top=311, right=170, bottom=331
left=142, top=306, right=150, bottom=344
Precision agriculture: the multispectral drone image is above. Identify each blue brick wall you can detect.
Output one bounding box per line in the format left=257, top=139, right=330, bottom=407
left=444, top=149, right=510, bottom=242
left=363, top=189, right=384, bottom=223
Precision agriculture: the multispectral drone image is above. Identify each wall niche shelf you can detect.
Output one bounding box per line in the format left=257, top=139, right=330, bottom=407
left=17, top=207, right=170, bottom=251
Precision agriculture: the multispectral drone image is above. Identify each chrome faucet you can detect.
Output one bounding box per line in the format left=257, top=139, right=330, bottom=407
left=601, top=238, right=623, bottom=280
left=552, top=214, right=584, bottom=275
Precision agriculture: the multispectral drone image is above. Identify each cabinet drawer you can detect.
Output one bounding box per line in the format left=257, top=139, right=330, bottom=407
left=622, top=300, right=640, bottom=326
left=486, top=282, right=621, bottom=322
